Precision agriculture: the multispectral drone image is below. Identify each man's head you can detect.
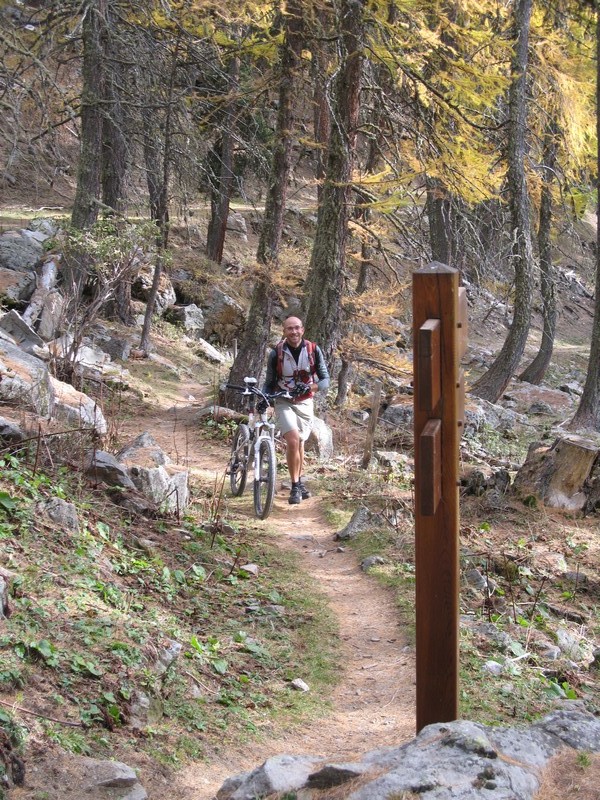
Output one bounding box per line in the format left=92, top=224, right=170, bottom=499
left=283, top=316, right=304, bottom=348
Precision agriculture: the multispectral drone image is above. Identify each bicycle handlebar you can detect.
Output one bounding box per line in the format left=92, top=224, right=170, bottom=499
left=225, top=382, right=307, bottom=402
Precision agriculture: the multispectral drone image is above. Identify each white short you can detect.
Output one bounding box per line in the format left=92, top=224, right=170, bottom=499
left=274, top=398, right=314, bottom=441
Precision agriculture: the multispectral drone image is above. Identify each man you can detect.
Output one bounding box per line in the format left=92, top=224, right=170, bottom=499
left=263, top=316, right=330, bottom=504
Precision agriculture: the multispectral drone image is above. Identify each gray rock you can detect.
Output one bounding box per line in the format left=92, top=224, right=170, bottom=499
left=37, top=291, right=64, bottom=341
left=0, top=416, right=25, bottom=445
left=590, top=648, right=600, bottom=671
left=49, top=375, right=108, bottom=435
left=202, top=288, right=245, bottom=346
left=82, top=756, right=138, bottom=788
left=0, top=309, right=45, bottom=354
left=334, top=506, right=384, bottom=541
left=132, top=264, right=176, bottom=314
left=0, top=267, right=36, bottom=302
left=196, top=337, right=226, bottom=364
left=117, top=432, right=171, bottom=467
left=226, top=210, right=248, bottom=236
left=28, top=217, right=61, bottom=238
left=165, top=303, right=205, bottom=332
left=307, top=762, right=368, bottom=788
left=0, top=337, right=54, bottom=415
left=290, top=678, right=310, bottom=692
left=306, top=416, right=333, bottom=461
left=0, top=231, right=43, bottom=272
left=36, top=498, right=79, bottom=532
left=220, top=755, right=321, bottom=800
left=84, top=451, right=136, bottom=489
left=381, top=403, right=413, bottom=428
left=128, top=690, right=163, bottom=730
left=361, top=555, right=385, bottom=571
left=127, top=463, right=189, bottom=513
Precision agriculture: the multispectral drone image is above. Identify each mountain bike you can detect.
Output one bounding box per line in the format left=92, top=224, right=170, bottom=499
left=225, top=377, right=306, bottom=519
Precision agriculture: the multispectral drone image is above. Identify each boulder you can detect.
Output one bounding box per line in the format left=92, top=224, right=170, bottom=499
left=131, top=264, right=176, bottom=313
left=49, top=375, right=108, bottom=435
left=0, top=309, right=46, bottom=355
left=333, top=506, right=384, bottom=541
left=0, top=337, right=54, bottom=415
left=84, top=451, right=136, bottom=489
left=0, top=230, right=44, bottom=272
left=0, top=267, right=35, bottom=302
left=165, top=303, right=205, bottom=333
left=117, top=432, right=171, bottom=466
left=0, top=416, right=26, bottom=446
left=226, top=210, right=248, bottom=239
left=35, top=497, right=80, bottom=532
left=202, top=288, right=245, bottom=345
left=217, top=709, right=600, bottom=800
left=37, top=291, right=64, bottom=341
left=306, top=416, right=333, bottom=461
left=127, top=463, right=189, bottom=513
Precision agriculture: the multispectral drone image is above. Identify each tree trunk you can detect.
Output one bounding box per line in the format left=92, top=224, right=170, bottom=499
left=513, top=435, right=600, bottom=512
left=569, top=8, right=600, bottom=431
left=101, top=15, right=127, bottom=216
left=71, top=0, right=106, bottom=230
left=206, top=53, right=240, bottom=264
left=426, top=177, right=453, bottom=266
left=519, top=124, right=558, bottom=384
left=223, top=0, right=304, bottom=410
left=304, top=0, right=365, bottom=367
left=311, top=44, right=331, bottom=205
left=470, top=0, right=534, bottom=403
left=139, top=37, right=179, bottom=352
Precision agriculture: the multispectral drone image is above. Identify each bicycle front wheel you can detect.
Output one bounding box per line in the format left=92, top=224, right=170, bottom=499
left=229, top=424, right=250, bottom=496
left=253, top=436, right=277, bottom=519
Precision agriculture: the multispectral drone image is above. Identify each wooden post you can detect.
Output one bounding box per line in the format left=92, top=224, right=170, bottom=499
left=413, top=262, right=466, bottom=733
left=361, top=380, right=382, bottom=469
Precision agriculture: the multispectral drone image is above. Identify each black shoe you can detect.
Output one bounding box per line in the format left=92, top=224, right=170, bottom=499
left=298, top=482, right=311, bottom=500
left=288, top=485, right=302, bottom=505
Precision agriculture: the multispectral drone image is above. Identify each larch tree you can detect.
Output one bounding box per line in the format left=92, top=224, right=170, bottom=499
left=471, top=0, right=535, bottom=403
left=223, top=0, right=305, bottom=410
left=569, top=1, right=600, bottom=431
left=303, top=0, right=365, bottom=366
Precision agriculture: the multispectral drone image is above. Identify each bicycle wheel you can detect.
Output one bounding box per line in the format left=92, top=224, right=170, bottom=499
left=253, top=436, right=277, bottom=519
left=229, top=424, right=250, bottom=496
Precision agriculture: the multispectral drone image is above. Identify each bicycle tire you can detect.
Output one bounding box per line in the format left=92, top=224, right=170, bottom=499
left=253, top=436, right=277, bottom=519
left=229, top=424, right=250, bottom=496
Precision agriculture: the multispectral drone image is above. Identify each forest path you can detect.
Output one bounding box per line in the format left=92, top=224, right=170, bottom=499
left=122, top=393, right=416, bottom=799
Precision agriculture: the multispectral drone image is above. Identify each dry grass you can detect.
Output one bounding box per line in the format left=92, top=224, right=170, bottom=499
left=534, top=750, right=600, bottom=800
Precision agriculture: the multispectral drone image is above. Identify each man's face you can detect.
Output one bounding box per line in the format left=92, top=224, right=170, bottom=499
left=283, top=318, right=304, bottom=347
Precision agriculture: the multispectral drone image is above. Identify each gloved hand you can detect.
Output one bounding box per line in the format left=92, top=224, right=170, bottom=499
left=293, top=382, right=311, bottom=397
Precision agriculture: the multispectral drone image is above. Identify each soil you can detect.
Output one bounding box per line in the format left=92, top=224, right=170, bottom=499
left=118, top=388, right=416, bottom=799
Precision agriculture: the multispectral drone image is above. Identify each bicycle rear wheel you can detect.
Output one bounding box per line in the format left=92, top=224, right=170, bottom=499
left=253, top=436, right=276, bottom=519
left=229, top=424, right=250, bottom=496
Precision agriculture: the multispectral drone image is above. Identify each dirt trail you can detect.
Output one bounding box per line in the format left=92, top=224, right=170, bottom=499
left=123, top=399, right=416, bottom=799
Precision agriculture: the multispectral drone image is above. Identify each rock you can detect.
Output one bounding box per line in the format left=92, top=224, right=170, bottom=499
left=196, top=337, right=227, bottom=364
left=84, top=451, right=136, bottom=489
left=202, top=288, right=245, bottom=345
left=226, top=210, right=248, bottom=238
left=127, top=463, right=189, bottom=513
left=165, top=303, right=205, bottom=333
left=37, top=291, right=64, bottom=341
left=0, top=566, right=15, bottom=618
left=590, top=648, right=600, bottom=671
left=28, top=217, right=61, bottom=238
left=334, top=506, right=384, bottom=541
left=0, top=337, right=54, bottom=415
left=482, top=660, right=503, bottom=676
left=239, top=563, right=259, bottom=576
left=117, top=432, right=171, bottom=467
left=35, top=497, right=80, bottom=532
left=83, top=757, right=139, bottom=788
left=131, top=264, right=177, bottom=313
left=217, top=754, right=321, bottom=800
left=290, top=678, right=310, bottom=692
left=155, top=640, right=183, bottom=675
left=0, top=309, right=45, bottom=355
left=128, top=690, right=163, bottom=730
left=218, top=711, right=600, bottom=800
left=0, top=267, right=36, bottom=302
left=0, top=416, right=25, bottom=445
left=0, top=230, right=44, bottom=272
left=49, top=375, right=108, bottom=435
left=374, top=450, right=410, bottom=470
left=381, top=403, right=413, bottom=428
left=306, top=416, right=333, bottom=461
left=528, top=401, right=555, bottom=415
left=361, top=555, right=385, bottom=571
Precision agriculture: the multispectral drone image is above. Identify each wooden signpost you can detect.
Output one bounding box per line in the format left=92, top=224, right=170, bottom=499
left=413, top=263, right=467, bottom=733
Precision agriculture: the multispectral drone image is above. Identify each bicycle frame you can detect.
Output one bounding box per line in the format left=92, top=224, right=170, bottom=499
left=225, top=377, right=293, bottom=518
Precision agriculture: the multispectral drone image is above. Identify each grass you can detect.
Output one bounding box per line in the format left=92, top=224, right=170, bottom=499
left=0, top=450, right=340, bottom=769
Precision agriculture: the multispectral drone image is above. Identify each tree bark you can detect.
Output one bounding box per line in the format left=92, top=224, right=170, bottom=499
left=519, top=123, right=558, bottom=384
left=71, top=0, right=106, bottom=230
left=206, top=52, right=240, bottom=264
left=304, top=0, right=365, bottom=367
left=569, top=6, right=600, bottom=431
left=223, top=0, right=304, bottom=410
left=470, top=0, right=534, bottom=403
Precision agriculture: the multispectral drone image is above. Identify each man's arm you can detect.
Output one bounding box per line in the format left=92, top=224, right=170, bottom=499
left=262, top=349, right=278, bottom=393
left=312, top=346, right=330, bottom=394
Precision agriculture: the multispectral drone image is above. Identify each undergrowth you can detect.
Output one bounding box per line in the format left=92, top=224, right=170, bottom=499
left=0, top=451, right=339, bottom=769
